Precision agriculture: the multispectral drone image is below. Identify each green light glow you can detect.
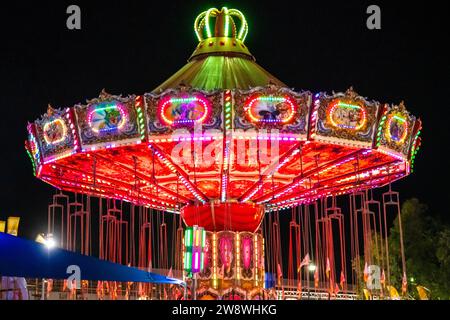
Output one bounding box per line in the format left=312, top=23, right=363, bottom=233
left=170, top=97, right=198, bottom=104
left=205, top=8, right=215, bottom=38
left=185, top=228, right=192, bottom=247
left=229, top=9, right=248, bottom=41
left=26, top=148, right=36, bottom=176
left=223, top=7, right=229, bottom=37
left=194, top=7, right=249, bottom=42
left=185, top=252, right=191, bottom=270
left=258, top=96, right=285, bottom=102
left=194, top=12, right=207, bottom=41
left=95, top=104, right=120, bottom=112
left=337, top=102, right=361, bottom=109
left=200, top=252, right=204, bottom=270
left=393, top=115, right=406, bottom=123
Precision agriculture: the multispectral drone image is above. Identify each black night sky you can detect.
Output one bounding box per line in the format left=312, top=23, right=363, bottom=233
left=0, top=0, right=449, bottom=240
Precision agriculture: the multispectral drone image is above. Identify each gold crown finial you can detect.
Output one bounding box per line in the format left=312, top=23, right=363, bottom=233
left=194, top=7, right=248, bottom=42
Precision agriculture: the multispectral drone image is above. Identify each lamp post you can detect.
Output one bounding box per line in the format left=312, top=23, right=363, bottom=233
left=307, top=264, right=316, bottom=299
left=36, top=233, right=56, bottom=300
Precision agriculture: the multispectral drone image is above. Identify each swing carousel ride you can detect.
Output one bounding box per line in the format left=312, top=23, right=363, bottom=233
left=24, top=7, right=422, bottom=300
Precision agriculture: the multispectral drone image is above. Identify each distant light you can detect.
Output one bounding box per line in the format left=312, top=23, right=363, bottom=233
left=410, top=277, right=415, bottom=283
left=38, top=233, right=57, bottom=250
left=308, top=264, right=317, bottom=272
left=45, top=237, right=56, bottom=249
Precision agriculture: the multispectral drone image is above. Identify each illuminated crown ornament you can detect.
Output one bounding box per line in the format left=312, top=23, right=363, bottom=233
left=194, top=7, right=248, bottom=41
left=190, top=7, right=253, bottom=61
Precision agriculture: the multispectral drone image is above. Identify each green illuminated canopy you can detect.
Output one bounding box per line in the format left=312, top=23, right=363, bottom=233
left=153, top=7, right=286, bottom=92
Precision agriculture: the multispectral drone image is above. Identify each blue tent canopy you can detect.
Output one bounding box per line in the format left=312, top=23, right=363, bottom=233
left=0, top=233, right=184, bottom=285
